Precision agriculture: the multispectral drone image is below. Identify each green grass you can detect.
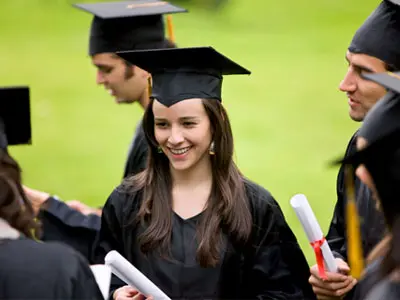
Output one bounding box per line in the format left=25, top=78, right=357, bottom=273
left=1, top=0, right=379, bottom=263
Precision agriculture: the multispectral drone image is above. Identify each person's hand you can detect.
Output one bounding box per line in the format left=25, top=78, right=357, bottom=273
left=66, top=200, right=102, bottom=216
left=113, top=286, right=153, bottom=300
left=309, top=258, right=357, bottom=299
left=22, top=185, right=50, bottom=216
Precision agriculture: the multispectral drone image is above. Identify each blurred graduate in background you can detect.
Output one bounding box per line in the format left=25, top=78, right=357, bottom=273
left=23, top=0, right=188, bottom=262
left=0, top=86, right=103, bottom=299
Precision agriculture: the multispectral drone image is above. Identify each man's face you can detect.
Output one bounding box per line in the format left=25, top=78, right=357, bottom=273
left=339, top=51, right=388, bottom=122
left=91, top=53, right=149, bottom=104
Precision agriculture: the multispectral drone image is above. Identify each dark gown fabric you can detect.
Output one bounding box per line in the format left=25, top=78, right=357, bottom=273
left=0, top=237, right=103, bottom=299
left=92, top=178, right=316, bottom=299
left=326, top=131, right=386, bottom=261
left=123, top=120, right=148, bottom=179
left=352, top=257, right=400, bottom=300
left=39, top=196, right=100, bottom=261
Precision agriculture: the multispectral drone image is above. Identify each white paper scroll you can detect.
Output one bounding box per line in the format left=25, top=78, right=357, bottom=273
left=105, top=250, right=171, bottom=300
left=290, top=194, right=338, bottom=273
left=90, top=265, right=112, bottom=300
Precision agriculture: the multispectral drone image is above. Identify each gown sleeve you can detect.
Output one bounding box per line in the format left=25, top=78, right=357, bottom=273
left=38, top=196, right=100, bottom=261
left=244, top=181, right=316, bottom=300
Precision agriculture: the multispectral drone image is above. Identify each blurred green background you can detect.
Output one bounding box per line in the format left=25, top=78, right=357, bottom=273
left=1, top=0, right=379, bottom=262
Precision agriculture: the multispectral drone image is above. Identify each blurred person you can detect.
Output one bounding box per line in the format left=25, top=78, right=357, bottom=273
left=334, top=71, right=400, bottom=299
left=308, top=1, right=400, bottom=299
left=93, top=46, right=316, bottom=299
left=0, top=86, right=103, bottom=300
left=24, top=0, right=188, bottom=262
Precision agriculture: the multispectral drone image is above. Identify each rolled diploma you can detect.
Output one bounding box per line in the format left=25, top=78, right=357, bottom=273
left=290, top=194, right=338, bottom=273
left=105, top=250, right=171, bottom=300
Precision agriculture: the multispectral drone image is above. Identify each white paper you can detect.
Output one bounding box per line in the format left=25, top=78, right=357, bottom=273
left=290, top=194, right=338, bottom=273
left=90, top=265, right=112, bottom=300
left=105, top=250, right=171, bottom=300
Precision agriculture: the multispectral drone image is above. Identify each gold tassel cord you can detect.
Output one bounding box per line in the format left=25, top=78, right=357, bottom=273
left=344, top=164, right=365, bottom=279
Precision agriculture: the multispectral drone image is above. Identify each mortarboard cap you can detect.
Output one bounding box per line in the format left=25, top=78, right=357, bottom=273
left=348, top=0, right=400, bottom=70
left=116, top=46, right=251, bottom=107
left=0, top=86, right=31, bottom=149
left=73, top=0, right=188, bottom=56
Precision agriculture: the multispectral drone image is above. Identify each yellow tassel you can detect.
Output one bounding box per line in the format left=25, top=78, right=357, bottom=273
left=344, top=165, right=365, bottom=279
left=147, top=76, right=152, bottom=96
left=166, top=15, right=175, bottom=43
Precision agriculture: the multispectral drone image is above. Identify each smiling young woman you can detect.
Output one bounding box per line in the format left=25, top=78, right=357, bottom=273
left=92, top=47, right=315, bottom=300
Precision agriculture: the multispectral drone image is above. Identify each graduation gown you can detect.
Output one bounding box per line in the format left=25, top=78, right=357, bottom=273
left=0, top=223, right=103, bottom=299
left=93, top=179, right=316, bottom=299
left=326, top=131, right=386, bottom=261
left=123, top=120, right=148, bottom=179
left=39, top=196, right=100, bottom=261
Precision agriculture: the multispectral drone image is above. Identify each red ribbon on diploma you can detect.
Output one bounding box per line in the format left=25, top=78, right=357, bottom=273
left=310, top=237, right=327, bottom=280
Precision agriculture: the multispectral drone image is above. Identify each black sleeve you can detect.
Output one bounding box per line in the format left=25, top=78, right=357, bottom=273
left=123, top=124, right=148, bottom=179
left=326, top=132, right=359, bottom=261
left=38, top=197, right=100, bottom=261
left=244, top=181, right=316, bottom=300
left=42, top=196, right=101, bottom=230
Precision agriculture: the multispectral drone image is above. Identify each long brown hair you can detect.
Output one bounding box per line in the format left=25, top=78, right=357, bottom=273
left=124, top=98, right=253, bottom=267
left=0, top=148, right=40, bottom=238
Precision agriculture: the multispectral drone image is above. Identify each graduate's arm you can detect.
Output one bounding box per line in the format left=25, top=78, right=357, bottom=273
left=245, top=185, right=316, bottom=300
left=40, top=196, right=101, bottom=230
left=24, top=185, right=101, bottom=231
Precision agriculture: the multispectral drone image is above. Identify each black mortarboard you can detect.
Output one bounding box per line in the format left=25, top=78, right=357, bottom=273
left=0, top=87, right=31, bottom=149
left=73, top=0, right=187, bottom=56
left=348, top=0, right=400, bottom=70
left=116, top=47, right=251, bottom=107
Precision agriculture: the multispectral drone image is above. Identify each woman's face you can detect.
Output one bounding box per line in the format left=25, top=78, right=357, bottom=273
left=355, top=137, right=381, bottom=208
left=152, top=98, right=212, bottom=172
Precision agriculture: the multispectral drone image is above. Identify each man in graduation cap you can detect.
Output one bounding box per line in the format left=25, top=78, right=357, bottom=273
left=331, top=71, right=400, bottom=300
left=309, top=1, right=400, bottom=299
left=23, top=0, right=188, bottom=262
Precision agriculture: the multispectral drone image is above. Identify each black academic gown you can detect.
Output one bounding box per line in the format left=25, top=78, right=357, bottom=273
left=326, top=131, right=386, bottom=261
left=123, top=119, right=148, bottom=178
left=39, top=196, right=100, bottom=261
left=92, top=179, right=316, bottom=300
left=0, top=237, right=103, bottom=299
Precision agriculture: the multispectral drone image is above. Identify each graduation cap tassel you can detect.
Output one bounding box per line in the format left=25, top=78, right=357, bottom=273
left=166, top=15, right=175, bottom=43
left=344, top=165, right=365, bottom=279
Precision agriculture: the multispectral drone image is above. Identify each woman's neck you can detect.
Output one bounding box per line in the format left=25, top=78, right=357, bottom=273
left=170, top=156, right=212, bottom=189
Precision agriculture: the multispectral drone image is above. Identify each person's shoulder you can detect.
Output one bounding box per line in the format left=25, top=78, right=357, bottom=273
left=243, top=178, right=280, bottom=215
left=106, top=178, right=144, bottom=214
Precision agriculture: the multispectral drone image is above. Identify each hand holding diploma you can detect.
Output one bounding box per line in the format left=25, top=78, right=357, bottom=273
left=105, top=250, right=171, bottom=300
left=290, top=194, right=357, bottom=299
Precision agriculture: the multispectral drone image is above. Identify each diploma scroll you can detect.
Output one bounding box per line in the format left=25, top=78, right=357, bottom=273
left=290, top=194, right=338, bottom=278
left=105, top=250, right=171, bottom=300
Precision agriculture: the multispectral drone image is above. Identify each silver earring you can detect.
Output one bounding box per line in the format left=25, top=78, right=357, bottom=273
left=209, top=141, right=215, bottom=155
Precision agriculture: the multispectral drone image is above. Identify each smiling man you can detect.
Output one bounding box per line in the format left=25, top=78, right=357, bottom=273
left=308, top=1, right=400, bottom=299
